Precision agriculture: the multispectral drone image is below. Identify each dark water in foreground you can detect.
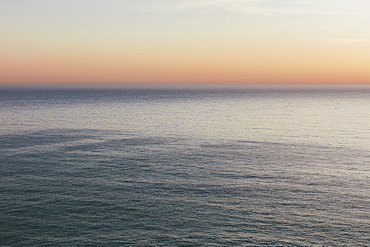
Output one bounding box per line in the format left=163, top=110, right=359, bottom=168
left=1, top=86, right=369, bottom=246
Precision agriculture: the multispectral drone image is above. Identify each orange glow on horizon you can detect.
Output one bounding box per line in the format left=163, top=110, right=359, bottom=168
left=2, top=40, right=370, bottom=84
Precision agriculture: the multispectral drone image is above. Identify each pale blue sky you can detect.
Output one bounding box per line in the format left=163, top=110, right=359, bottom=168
left=2, top=0, right=370, bottom=41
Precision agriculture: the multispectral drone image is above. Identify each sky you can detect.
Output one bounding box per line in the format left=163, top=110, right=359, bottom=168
left=1, top=0, right=370, bottom=84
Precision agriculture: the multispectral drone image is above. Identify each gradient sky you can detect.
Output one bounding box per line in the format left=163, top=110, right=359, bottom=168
left=1, top=0, right=370, bottom=84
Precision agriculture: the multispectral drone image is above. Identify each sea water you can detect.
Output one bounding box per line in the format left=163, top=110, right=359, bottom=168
left=0, top=85, right=369, bottom=246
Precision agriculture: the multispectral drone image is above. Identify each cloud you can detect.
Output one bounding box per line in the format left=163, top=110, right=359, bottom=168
left=107, top=0, right=244, bottom=12
left=108, top=0, right=370, bottom=16
left=304, top=37, right=370, bottom=44
left=224, top=0, right=357, bottom=16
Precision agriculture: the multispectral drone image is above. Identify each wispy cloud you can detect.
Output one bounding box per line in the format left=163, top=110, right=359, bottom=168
left=304, top=37, right=370, bottom=44
left=223, top=0, right=365, bottom=16
left=108, top=0, right=370, bottom=16
left=107, top=0, right=251, bottom=12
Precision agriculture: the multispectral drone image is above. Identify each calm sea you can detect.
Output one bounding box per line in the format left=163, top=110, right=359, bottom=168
left=1, top=85, right=369, bottom=246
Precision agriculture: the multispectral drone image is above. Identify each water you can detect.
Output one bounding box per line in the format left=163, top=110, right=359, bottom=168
left=1, top=85, right=369, bottom=246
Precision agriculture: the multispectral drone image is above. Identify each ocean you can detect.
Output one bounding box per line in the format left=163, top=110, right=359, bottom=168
left=1, top=85, right=369, bottom=246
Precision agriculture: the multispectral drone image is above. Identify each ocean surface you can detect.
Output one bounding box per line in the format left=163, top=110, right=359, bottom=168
left=1, top=85, right=369, bottom=246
